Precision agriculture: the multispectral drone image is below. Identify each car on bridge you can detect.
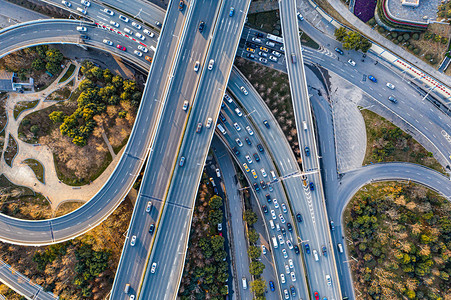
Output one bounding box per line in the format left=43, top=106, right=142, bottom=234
left=368, top=75, right=377, bottom=82
left=198, top=21, right=205, bottom=32
left=208, top=59, right=214, bottom=70
left=229, top=7, right=234, bottom=17
left=116, top=44, right=126, bottom=51
left=179, top=0, right=184, bottom=10
left=304, top=243, right=310, bottom=254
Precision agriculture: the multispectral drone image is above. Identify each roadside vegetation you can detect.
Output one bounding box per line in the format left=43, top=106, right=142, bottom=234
left=4, top=134, right=18, bottom=167
left=0, top=174, right=51, bottom=220
left=13, top=99, right=39, bottom=120
left=361, top=109, right=445, bottom=174
left=247, top=10, right=282, bottom=36
left=179, top=173, right=229, bottom=299
left=19, top=60, right=141, bottom=185
left=235, top=58, right=302, bottom=167
left=0, top=285, right=23, bottom=300
left=0, top=93, right=8, bottom=132
left=334, top=27, right=372, bottom=52
left=59, top=64, right=76, bottom=83
left=47, top=86, right=72, bottom=101
left=0, top=196, right=133, bottom=299
left=23, top=158, right=45, bottom=183
left=344, top=181, right=451, bottom=299
left=54, top=201, right=85, bottom=218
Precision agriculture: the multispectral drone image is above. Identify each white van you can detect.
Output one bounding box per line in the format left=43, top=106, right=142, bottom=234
left=124, top=283, right=130, bottom=293
left=217, top=124, right=226, bottom=135
left=266, top=41, right=275, bottom=47
left=76, top=7, right=87, bottom=14
left=76, top=26, right=87, bottom=31
left=242, top=277, right=247, bottom=289
left=269, top=219, right=275, bottom=229
left=313, top=250, right=319, bottom=261
left=270, top=170, right=277, bottom=181
left=337, top=243, right=343, bottom=253
left=272, top=236, right=278, bottom=248
left=303, top=121, right=307, bottom=131
left=276, top=223, right=280, bottom=231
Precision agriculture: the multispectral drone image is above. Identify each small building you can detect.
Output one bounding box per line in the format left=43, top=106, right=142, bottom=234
left=401, top=0, right=420, bottom=7
left=0, top=70, right=14, bottom=92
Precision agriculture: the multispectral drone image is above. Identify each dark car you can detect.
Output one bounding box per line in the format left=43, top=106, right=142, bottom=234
left=304, top=146, right=310, bottom=157
left=221, top=102, right=225, bottom=108
left=263, top=120, right=270, bottom=128
left=293, top=245, right=300, bottom=254
left=219, top=112, right=226, bottom=122
left=265, top=194, right=272, bottom=203
left=178, top=0, right=184, bottom=10
left=256, top=32, right=264, bottom=38
left=198, top=21, right=205, bottom=32
left=296, top=213, right=303, bottom=223
left=262, top=205, right=268, bottom=214
left=260, top=180, right=267, bottom=189
left=214, top=187, right=218, bottom=194
left=304, top=243, right=311, bottom=254
left=368, top=75, right=377, bottom=83
left=281, top=226, right=286, bottom=236
left=334, top=47, right=344, bottom=55
left=309, top=182, right=315, bottom=191
left=232, top=147, right=240, bottom=156
left=322, top=245, right=327, bottom=257
left=290, top=286, right=296, bottom=297
left=287, top=222, right=292, bottom=232
left=388, top=95, right=398, bottom=103
left=196, top=122, right=202, bottom=133
left=253, top=183, right=260, bottom=191
left=149, top=223, right=155, bottom=234
left=245, top=137, right=252, bottom=145
left=253, top=153, right=260, bottom=162
left=246, top=53, right=255, bottom=59
left=80, top=35, right=90, bottom=40
left=257, top=144, right=264, bottom=153
left=269, top=281, right=275, bottom=291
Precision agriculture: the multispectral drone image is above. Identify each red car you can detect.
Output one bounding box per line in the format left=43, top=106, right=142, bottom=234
left=314, top=291, right=320, bottom=300
left=116, top=44, right=126, bottom=51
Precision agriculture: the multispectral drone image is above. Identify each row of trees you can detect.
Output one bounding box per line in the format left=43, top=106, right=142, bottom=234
left=31, top=45, right=64, bottom=75
left=49, top=61, right=142, bottom=146
left=334, top=27, right=372, bottom=53
left=244, top=209, right=267, bottom=299
left=346, top=183, right=450, bottom=299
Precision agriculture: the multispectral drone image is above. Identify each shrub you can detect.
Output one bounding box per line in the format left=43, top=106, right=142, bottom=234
left=412, top=33, right=419, bottom=40
left=413, top=48, right=420, bottom=54
left=408, top=45, right=414, bottom=50
left=397, top=35, right=404, bottom=42
left=378, top=27, right=385, bottom=33
left=403, top=33, right=410, bottom=41
left=368, top=18, right=376, bottom=26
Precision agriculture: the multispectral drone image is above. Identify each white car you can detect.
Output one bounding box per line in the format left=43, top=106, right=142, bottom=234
left=151, top=262, right=157, bottom=273
left=234, top=108, right=242, bottom=116
left=285, top=264, right=290, bottom=274
left=103, top=39, right=113, bottom=46
left=103, top=8, right=114, bottom=15
left=76, top=26, right=87, bottom=32
left=326, top=274, right=331, bottom=286
left=262, top=245, right=266, bottom=254
left=386, top=82, right=395, bottom=90
left=61, top=0, right=71, bottom=7
left=288, top=259, right=294, bottom=269
left=143, top=29, right=154, bottom=37
left=206, top=117, right=212, bottom=128
left=347, top=59, right=356, bottom=66
left=284, top=289, right=290, bottom=299
left=119, top=15, right=129, bottom=22
left=269, top=55, right=278, bottom=62
left=194, top=61, right=200, bottom=72
left=240, top=86, right=248, bottom=95
left=281, top=203, right=287, bottom=213
left=146, top=201, right=152, bottom=212
left=280, top=273, right=286, bottom=284
left=208, top=59, right=214, bottom=70
left=131, top=22, right=142, bottom=29
left=279, top=214, right=286, bottom=224
left=236, top=138, right=243, bottom=147
left=182, top=100, right=189, bottom=111
left=130, top=235, right=136, bottom=246
left=81, top=0, right=90, bottom=6
left=290, top=272, right=296, bottom=282
left=260, top=168, right=267, bottom=177
left=282, top=248, right=288, bottom=258
left=110, top=20, right=119, bottom=28
left=286, top=239, right=293, bottom=249
left=233, top=122, right=241, bottom=131
left=224, top=94, right=233, bottom=103
left=278, top=235, right=284, bottom=244
left=246, top=126, right=254, bottom=135
left=271, top=210, right=277, bottom=220
left=259, top=57, right=267, bottom=64
left=273, top=198, right=279, bottom=209
left=272, top=50, right=281, bottom=57
left=135, top=32, right=146, bottom=41
left=138, top=45, right=148, bottom=52
left=245, top=155, right=253, bottom=164
left=134, top=50, right=142, bottom=57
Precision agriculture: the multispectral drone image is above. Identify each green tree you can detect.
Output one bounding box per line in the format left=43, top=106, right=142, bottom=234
left=32, top=58, right=46, bottom=71
left=112, top=75, right=123, bottom=89
left=209, top=209, right=223, bottom=225
left=209, top=195, right=223, bottom=210
left=103, top=69, right=113, bottom=82
left=249, top=261, right=265, bottom=276
left=90, top=66, right=103, bottom=80
left=248, top=245, right=261, bottom=260
left=45, top=48, right=63, bottom=64
left=248, top=229, right=259, bottom=244
left=250, top=279, right=266, bottom=296
left=334, top=27, right=348, bottom=42
left=244, top=210, right=258, bottom=226
left=30, top=125, right=40, bottom=135
left=45, top=62, right=61, bottom=75
left=79, top=79, right=94, bottom=91
left=210, top=235, right=224, bottom=252
left=49, top=111, right=65, bottom=123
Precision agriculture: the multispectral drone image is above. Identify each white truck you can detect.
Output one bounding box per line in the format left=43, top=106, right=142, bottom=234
left=272, top=236, right=278, bottom=249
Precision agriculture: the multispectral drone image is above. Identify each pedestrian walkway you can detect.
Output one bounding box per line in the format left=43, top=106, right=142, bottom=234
left=0, top=62, right=124, bottom=210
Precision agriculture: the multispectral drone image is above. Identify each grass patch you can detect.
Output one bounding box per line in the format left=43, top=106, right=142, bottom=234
left=234, top=57, right=302, bottom=166
left=58, top=64, right=76, bottom=84
left=0, top=174, right=51, bottom=220
left=362, top=109, right=445, bottom=174
left=4, top=134, right=17, bottom=167
left=0, top=94, right=7, bottom=132
left=344, top=181, right=451, bottom=299
left=246, top=9, right=282, bottom=36
left=13, top=100, right=39, bottom=120
left=54, top=201, right=84, bottom=217
left=300, top=29, right=320, bottom=50
left=46, top=86, right=72, bottom=101
left=23, top=159, right=45, bottom=183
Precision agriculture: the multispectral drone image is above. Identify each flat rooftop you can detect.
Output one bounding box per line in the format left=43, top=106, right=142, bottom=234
left=387, top=0, right=440, bottom=23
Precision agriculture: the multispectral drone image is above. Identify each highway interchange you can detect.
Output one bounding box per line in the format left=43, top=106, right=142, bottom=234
left=0, top=0, right=450, bottom=299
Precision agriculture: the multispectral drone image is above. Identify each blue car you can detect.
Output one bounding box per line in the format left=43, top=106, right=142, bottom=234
left=304, top=146, right=310, bottom=157
left=334, top=47, right=344, bottom=55
left=229, top=7, right=234, bottom=17
left=304, top=243, right=310, bottom=254
left=309, top=182, right=315, bottom=191
left=368, top=75, right=377, bottom=82
left=269, top=281, right=275, bottom=291
left=253, top=183, right=260, bottom=191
